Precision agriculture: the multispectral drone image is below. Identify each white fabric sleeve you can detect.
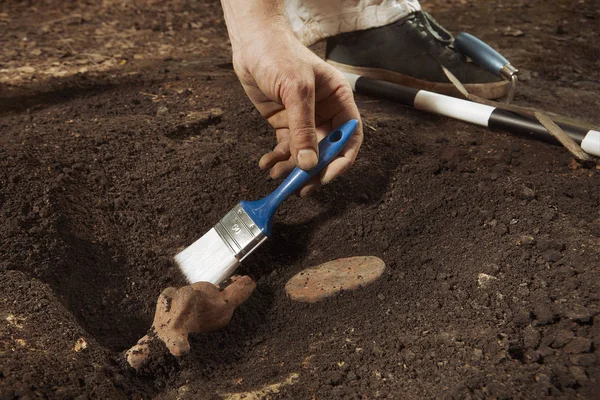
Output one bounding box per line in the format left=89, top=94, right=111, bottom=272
left=284, top=0, right=421, bottom=46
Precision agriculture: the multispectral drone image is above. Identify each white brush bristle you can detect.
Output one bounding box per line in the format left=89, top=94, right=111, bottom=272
left=174, top=228, right=239, bottom=285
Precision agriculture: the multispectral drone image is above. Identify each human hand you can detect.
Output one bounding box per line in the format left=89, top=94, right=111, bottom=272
left=231, top=23, right=363, bottom=196
left=125, top=275, right=256, bottom=369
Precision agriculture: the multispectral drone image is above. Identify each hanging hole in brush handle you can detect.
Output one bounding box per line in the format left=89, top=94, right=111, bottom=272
left=454, top=32, right=518, bottom=103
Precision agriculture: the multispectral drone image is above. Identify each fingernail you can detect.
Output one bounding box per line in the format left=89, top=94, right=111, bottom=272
left=297, top=149, right=318, bottom=170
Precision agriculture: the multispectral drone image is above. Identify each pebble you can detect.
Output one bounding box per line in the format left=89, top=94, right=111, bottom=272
left=156, top=105, right=169, bottom=117
left=74, top=337, right=88, bottom=352
left=563, top=337, right=592, bottom=354
left=517, top=234, right=535, bottom=246
left=285, top=256, right=385, bottom=303
left=518, top=69, right=533, bottom=82
left=477, top=273, right=498, bottom=289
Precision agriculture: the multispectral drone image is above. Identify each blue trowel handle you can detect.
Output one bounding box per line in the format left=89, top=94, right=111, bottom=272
left=240, top=119, right=358, bottom=236
left=454, top=32, right=511, bottom=77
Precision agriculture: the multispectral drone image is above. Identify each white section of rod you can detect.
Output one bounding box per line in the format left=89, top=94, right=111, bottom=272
left=413, top=90, right=494, bottom=127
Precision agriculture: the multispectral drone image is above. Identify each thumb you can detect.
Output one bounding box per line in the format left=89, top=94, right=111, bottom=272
left=281, top=74, right=319, bottom=170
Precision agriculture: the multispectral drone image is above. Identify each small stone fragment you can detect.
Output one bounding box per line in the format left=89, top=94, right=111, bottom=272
left=503, top=28, right=524, bottom=37
left=517, top=235, right=535, bottom=246
left=285, top=256, right=385, bottom=303
left=74, top=337, right=88, bottom=352
left=563, top=337, right=592, bottom=354
left=477, top=273, right=498, bottom=289
left=156, top=105, right=170, bottom=117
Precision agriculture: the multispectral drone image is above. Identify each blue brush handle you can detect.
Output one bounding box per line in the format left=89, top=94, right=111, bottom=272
left=240, top=119, right=358, bottom=237
left=454, top=32, right=509, bottom=76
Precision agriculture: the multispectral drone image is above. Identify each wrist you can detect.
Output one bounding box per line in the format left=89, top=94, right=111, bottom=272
left=220, top=1, right=292, bottom=53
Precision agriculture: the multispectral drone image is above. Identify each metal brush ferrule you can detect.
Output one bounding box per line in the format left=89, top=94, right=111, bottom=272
left=499, top=63, right=518, bottom=80
left=500, top=64, right=518, bottom=104
left=214, top=204, right=267, bottom=262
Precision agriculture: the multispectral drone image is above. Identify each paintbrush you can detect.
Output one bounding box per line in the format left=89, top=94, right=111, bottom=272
left=175, top=119, right=358, bottom=284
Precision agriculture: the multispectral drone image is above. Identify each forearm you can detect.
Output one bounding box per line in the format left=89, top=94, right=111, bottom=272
left=220, top=0, right=291, bottom=53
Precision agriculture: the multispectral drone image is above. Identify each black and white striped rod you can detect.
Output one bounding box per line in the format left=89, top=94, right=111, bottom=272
left=343, top=72, right=600, bottom=158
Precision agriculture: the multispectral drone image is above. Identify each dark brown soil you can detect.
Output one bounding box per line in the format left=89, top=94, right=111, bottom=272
left=1, top=0, right=599, bottom=399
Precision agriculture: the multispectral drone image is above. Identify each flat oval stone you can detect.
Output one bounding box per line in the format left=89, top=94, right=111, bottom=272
left=285, top=256, right=385, bottom=303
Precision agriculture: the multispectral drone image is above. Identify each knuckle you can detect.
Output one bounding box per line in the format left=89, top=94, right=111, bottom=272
left=291, top=126, right=316, bottom=147
left=279, top=72, right=314, bottom=101
left=291, top=77, right=314, bottom=97
left=336, top=84, right=355, bottom=103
